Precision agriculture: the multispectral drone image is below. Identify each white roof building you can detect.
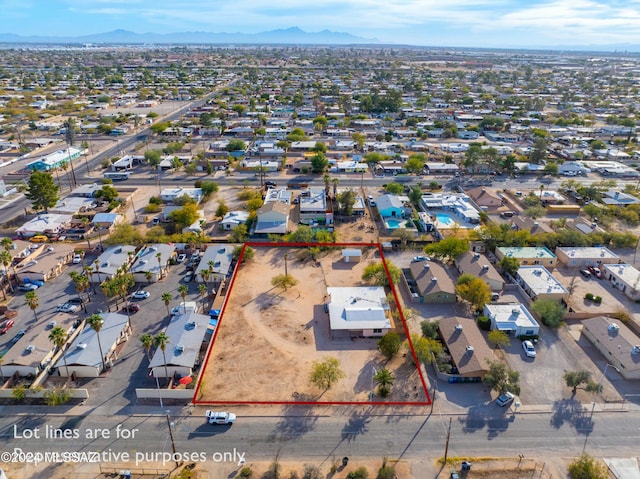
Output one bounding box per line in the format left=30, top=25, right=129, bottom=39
left=556, top=246, right=620, bottom=267
left=264, top=187, right=292, bottom=204
left=220, top=211, right=249, bottom=231
left=516, top=265, right=568, bottom=301
left=91, top=245, right=137, bottom=283
left=326, top=286, right=392, bottom=338
left=160, top=187, right=203, bottom=204
left=602, top=263, right=640, bottom=300
left=483, top=303, right=540, bottom=337
left=194, top=244, right=234, bottom=284
left=16, top=214, right=73, bottom=237
left=130, top=244, right=176, bottom=283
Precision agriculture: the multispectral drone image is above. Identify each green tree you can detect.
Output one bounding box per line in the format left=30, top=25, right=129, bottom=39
left=424, top=237, right=469, bottom=263
left=384, top=182, right=403, bottom=195
left=105, top=223, right=144, bottom=246
left=271, top=274, right=298, bottom=291
left=230, top=224, right=248, bottom=242
left=168, top=202, right=200, bottom=229
left=362, top=261, right=401, bottom=287
left=374, top=368, right=395, bottom=397
left=226, top=139, right=246, bottom=152
left=408, top=333, right=443, bottom=365
left=25, top=290, right=39, bottom=321
left=346, top=467, right=369, bottom=479
left=310, top=152, right=328, bottom=173
left=153, top=332, right=171, bottom=385
left=144, top=149, right=162, bottom=167
left=87, top=314, right=106, bottom=372
left=488, top=330, right=511, bottom=349
left=140, top=333, right=154, bottom=362
left=43, top=386, right=71, bottom=406
left=421, top=320, right=440, bottom=340
left=161, top=292, right=173, bottom=317
left=200, top=181, right=219, bottom=198
left=408, top=186, right=422, bottom=206
left=377, top=332, right=402, bottom=359
left=404, top=154, right=426, bottom=174
left=568, top=453, right=607, bottom=479
left=309, top=356, right=346, bottom=391
left=337, top=189, right=357, bottom=215
left=49, top=326, right=69, bottom=377
left=499, top=256, right=520, bottom=277
left=25, top=171, right=59, bottom=212
left=563, top=370, right=601, bottom=394
left=530, top=298, right=566, bottom=328
left=178, top=284, right=189, bottom=314
left=482, top=359, right=521, bottom=395
left=215, top=200, right=229, bottom=218
left=456, top=277, right=492, bottom=312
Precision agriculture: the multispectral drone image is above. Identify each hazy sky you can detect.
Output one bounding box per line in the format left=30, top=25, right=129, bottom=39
left=2, top=0, right=640, bottom=48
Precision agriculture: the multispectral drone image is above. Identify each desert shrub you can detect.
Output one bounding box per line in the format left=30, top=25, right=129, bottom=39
left=594, top=296, right=602, bottom=304
left=585, top=293, right=594, bottom=301
left=477, top=315, right=491, bottom=331
left=239, top=467, right=253, bottom=478
left=346, top=467, right=369, bottom=479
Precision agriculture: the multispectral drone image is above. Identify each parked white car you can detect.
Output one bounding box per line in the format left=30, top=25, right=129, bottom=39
left=56, top=303, right=80, bottom=313
left=205, top=410, right=236, bottom=425
left=72, top=254, right=83, bottom=264
left=131, top=290, right=150, bottom=300
left=522, top=340, right=537, bottom=358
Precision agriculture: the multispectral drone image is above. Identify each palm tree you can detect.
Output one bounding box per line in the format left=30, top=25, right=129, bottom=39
left=0, top=237, right=12, bottom=252
left=69, top=271, right=89, bottom=312
left=199, top=269, right=210, bottom=283
left=323, top=173, right=330, bottom=198
left=49, top=326, right=70, bottom=377
left=87, top=314, right=106, bottom=373
left=539, top=183, right=545, bottom=201
left=178, top=284, right=188, bottom=313
left=374, top=368, right=395, bottom=397
left=153, top=332, right=171, bottom=385
left=332, top=177, right=339, bottom=199
left=84, top=265, right=96, bottom=293
left=198, top=283, right=208, bottom=311
left=25, top=290, right=39, bottom=321
left=0, top=251, right=11, bottom=298
left=140, top=333, right=154, bottom=362
left=156, top=252, right=163, bottom=279
left=144, top=271, right=153, bottom=284
left=93, top=259, right=101, bottom=283
left=161, top=292, right=173, bottom=317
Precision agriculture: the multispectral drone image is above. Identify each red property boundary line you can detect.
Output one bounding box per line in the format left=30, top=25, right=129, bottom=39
left=192, top=242, right=431, bottom=406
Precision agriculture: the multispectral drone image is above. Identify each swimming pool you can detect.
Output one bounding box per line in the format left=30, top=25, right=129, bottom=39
left=435, top=213, right=455, bottom=226
left=385, top=218, right=405, bottom=229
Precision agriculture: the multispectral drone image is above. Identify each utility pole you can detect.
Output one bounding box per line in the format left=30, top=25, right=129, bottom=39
left=443, top=417, right=452, bottom=464
left=166, top=414, right=180, bottom=467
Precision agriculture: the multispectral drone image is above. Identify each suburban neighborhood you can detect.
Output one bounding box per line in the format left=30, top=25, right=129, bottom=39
left=0, top=43, right=639, bottom=478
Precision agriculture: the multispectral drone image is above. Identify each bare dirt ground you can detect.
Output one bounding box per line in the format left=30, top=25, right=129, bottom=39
left=198, top=245, right=428, bottom=404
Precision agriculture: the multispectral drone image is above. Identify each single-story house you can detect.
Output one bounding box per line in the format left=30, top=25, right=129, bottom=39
left=149, top=311, right=210, bottom=378
left=326, top=286, right=392, bottom=339
left=299, top=188, right=329, bottom=223
left=602, top=263, right=640, bottom=301
left=510, top=216, right=553, bottom=235
left=220, top=211, right=249, bottom=231
left=466, top=187, right=503, bottom=209
left=130, top=244, right=176, bottom=283
left=1, top=312, right=77, bottom=377
left=495, top=246, right=557, bottom=269
left=26, top=147, right=82, bottom=171
left=556, top=247, right=621, bottom=268
left=49, top=196, right=96, bottom=215
left=194, top=244, right=234, bottom=284
left=581, top=316, right=640, bottom=380
left=56, top=312, right=132, bottom=377
left=483, top=303, right=540, bottom=337
left=92, top=213, right=125, bottom=230
left=90, top=245, right=137, bottom=283
left=376, top=194, right=405, bottom=218
left=409, top=260, right=456, bottom=304
left=454, top=252, right=504, bottom=292
left=16, top=214, right=73, bottom=238
left=254, top=201, right=290, bottom=235
left=515, top=265, right=568, bottom=302
left=160, top=187, right=203, bottom=204
left=438, top=318, right=494, bottom=379
left=16, top=243, right=75, bottom=282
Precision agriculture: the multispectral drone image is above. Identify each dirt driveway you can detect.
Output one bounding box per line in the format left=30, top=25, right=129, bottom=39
left=197, top=245, right=428, bottom=404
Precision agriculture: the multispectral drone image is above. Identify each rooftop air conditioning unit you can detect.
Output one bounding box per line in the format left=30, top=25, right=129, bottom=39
left=608, top=323, right=620, bottom=333
left=512, top=308, right=520, bottom=314
left=25, top=345, right=35, bottom=353
left=48, top=320, right=56, bottom=328
left=466, top=346, right=474, bottom=354
left=474, top=253, right=481, bottom=259
left=76, top=343, right=87, bottom=350
left=632, top=345, right=640, bottom=355
left=175, top=345, right=185, bottom=353
left=482, top=265, right=489, bottom=270
left=431, top=277, right=437, bottom=282
left=423, top=264, right=430, bottom=270
left=455, top=324, right=463, bottom=332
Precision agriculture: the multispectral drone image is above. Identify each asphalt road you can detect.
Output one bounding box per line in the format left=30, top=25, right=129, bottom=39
left=0, top=409, right=638, bottom=465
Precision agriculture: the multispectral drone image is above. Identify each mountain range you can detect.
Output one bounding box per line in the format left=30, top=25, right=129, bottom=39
left=0, top=27, right=379, bottom=45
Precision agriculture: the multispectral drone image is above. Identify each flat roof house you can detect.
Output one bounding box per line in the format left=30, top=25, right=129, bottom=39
left=326, top=286, right=392, bottom=339
left=438, top=317, right=494, bottom=379
left=90, top=245, right=137, bottom=283
left=194, top=244, right=234, bottom=284
left=160, top=187, right=203, bottom=204
left=16, top=214, right=73, bottom=238
left=556, top=247, right=621, bottom=268
left=409, top=261, right=456, bottom=304
left=130, top=244, right=176, bottom=283
left=220, top=211, right=249, bottom=231
left=376, top=194, right=405, bottom=218
left=495, top=246, right=557, bottom=269
left=299, top=188, right=328, bottom=223
left=1, top=312, right=77, bottom=377
left=27, top=147, right=82, bottom=171
left=484, top=303, right=540, bottom=337
left=57, top=312, right=132, bottom=377
left=454, top=252, right=504, bottom=292
left=515, top=265, right=568, bottom=302
left=581, top=316, right=640, bottom=380
left=601, top=263, right=640, bottom=301
left=149, top=310, right=210, bottom=378
left=16, top=243, right=75, bottom=282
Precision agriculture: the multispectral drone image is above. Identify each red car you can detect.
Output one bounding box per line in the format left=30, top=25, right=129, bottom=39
left=0, top=319, right=15, bottom=334
left=122, top=304, right=140, bottom=313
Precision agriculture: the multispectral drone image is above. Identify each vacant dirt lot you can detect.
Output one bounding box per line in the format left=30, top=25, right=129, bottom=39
left=198, top=245, right=428, bottom=404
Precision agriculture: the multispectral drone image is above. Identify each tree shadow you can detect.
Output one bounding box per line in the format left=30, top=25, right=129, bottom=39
left=460, top=403, right=512, bottom=439
left=269, top=404, right=319, bottom=441
left=550, top=398, right=594, bottom=435
left=341, top=411, right=371, bottom=443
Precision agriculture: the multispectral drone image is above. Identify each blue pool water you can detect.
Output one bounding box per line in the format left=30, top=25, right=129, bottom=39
left=385, top=219, right=404, bottom=229
left=436, top=213, right=455, bottom=226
